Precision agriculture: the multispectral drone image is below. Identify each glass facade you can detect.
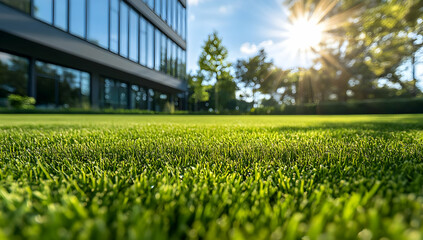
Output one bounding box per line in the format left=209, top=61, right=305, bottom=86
left=88, top=0, right=109, bottom=48
left=0, top=0, right=30, bottom=13
left=35, top=61, right=91, bottom=108
left=54, top=0, right=68, bottom=31
left=0, top=0, right=187, bottom=81
left=142, top=0, right=186, bottom=40
left=0, top=0, right=187, bottom=110
left=0, top=52, right=29, bottom=107
left=99, top=77, right=178, bottom=111
left=69, top=0, right=86, bottom=38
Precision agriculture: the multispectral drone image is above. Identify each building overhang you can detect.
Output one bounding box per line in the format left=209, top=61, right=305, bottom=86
left=0, top=4, right=187, bottom=94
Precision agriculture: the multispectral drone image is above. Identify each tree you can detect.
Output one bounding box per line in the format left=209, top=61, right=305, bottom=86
left=235, top=49, right=273, bottom=107
left=188, top=71, right=211, bottom=112
left=198, top=32, right=232, bottom=112
left=283, top=0, right=423, bottom=101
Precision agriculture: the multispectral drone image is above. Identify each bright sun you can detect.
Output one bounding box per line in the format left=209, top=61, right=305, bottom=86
left=287, top=18, right=324, bottom=51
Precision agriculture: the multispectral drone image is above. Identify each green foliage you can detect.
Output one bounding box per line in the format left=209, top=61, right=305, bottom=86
left=198, top=32, right=233, bottom=112
left=163, top=102, right=175, bottom=114
left=7, top=94, right=35, bottom=109
left=235, top=49, right=274, bottom=105
left=188, top=72, right=212, bottom=111
left=254, top=98, right=423, bottom=115
left=0, top=115, right=423, bottom=239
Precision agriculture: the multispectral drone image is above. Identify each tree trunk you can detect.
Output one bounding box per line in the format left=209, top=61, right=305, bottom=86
left=411, top=53, right=417, bottom=97
left=215, top=74, right=219, bottom=113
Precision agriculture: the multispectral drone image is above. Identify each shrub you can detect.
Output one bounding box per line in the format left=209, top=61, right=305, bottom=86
left=7, top=95, right=36, bottom=109
left=163, top=102, right=175, bottom=114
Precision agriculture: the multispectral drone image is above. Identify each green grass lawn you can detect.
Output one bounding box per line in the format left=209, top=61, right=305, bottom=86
left=1, top=114, right=423, bottom=240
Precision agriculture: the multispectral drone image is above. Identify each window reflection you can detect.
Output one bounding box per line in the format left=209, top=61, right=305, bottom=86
left=88, top=0, right=109, bottom=48
left=120, top=2, right=129, bottom=58
left=140, top=17, right=147, bottom=66
left=130, top=85, right=148, bottom=109
left=0, top=0, right=31, bottom=13
left=155, top=0, right=161, bottom=17
left=160, top=33, right=167, bottom=73
left=167, top=38, right=172, bottom=75
left=35, top=61, right=90, bottom=108
left=54, top=0, right=68, bottom=30
left=0, top=51, right=29, bottom=107
left=33, top=0, right=53, bottom=24
left=155, top=29, right=161, bottom=71
left=69, top=0, right=86, bottom=38
left=147, top=22, right=154, bottom=69
left=129, top=9, right=139, bottom=62
left=100, top=78, right=128, bottom=109
left=110, top=0, right=119, bottom=53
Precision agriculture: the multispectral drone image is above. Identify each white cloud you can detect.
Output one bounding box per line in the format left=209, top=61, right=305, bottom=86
left=218, top=5, right=233, bottom=14
left=240, top=40, right=274, bottom=55
left=187, top=0, right=203, bottom=6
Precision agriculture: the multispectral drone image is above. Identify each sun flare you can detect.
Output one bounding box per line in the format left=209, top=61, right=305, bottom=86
left=277, top=0, right=360, bottom=66
left=286, top=18, right=324, bottom=51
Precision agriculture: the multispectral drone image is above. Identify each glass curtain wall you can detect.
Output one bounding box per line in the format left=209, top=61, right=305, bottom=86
left=0, top=51, right=29, bottom=107
left=88, top=0, right=109, bottom=48
left=100, top=77, right=128, bottom=109
left=35, top=61, right=90, bottom=108
left=120, top=2, right=129, bottom=58
left=129, top=9, right=139, bottom=62
left=0, top=0, right=187, bottom=81
left=0, top=0, right=30, bottom=13
left=69, top=0, right=86, bottom=38
left=110, top=0, right=119, bottom=53
left=141, top=0, right=186, bottom=40
left=54, top=0, right=68, bottom=30
left=130, top=85, right=148, bottom=110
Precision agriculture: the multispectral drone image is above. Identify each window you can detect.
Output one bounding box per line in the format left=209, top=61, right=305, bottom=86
left=177, top=2, right=181, bottom=35
left=69, top=0, right=86, bottom=38
left=130, top=85, right=147, bottom=109
left=147, top=22, right=154, bottom=69
left=182, top=6, right=186, bottom=40
left=88, top=0, right=109, bottom=48
left=161, top=0, right=167, bottom=22
left=129, top=9, right=139, bottom=62
left=161, top=34, right=167, bottom=72
left=35, top=61, right=90, bottom=108
left=155, top=0, right=161, bottom=17
left=172, top=42, right=177, bottom=77
left=118, top=82, right=128, bottom=108
left=0, top=0, right=31, bottom=13
left=139, top=17, right=147, bottom=66
left=81, top=72, right=90, bottom=108
left=167, top=38, right=172, bottom=75
left=33, top=0, right=53, bottom=24
left=119, top=1, right=129, bottom=58
left=101, top=78, right=127, bottom=109
left=172, top=0, right=177, bottom=31
left=54, top=0, right=68, bottom=30
left=182, top=49, right=186, bottom=79
left=145, top=0, right=153, bottom=9
left=155, top=29, right=161, bottom=71
left=0, top=52, right=29, bottom=107
left=167, top=0, right=172, bottom=26
left=110, top=0, right=119, bottom=53
left=148, top=88, right=154, bottom=110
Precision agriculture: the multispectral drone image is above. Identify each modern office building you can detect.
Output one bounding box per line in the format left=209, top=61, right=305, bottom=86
left=0, top=0, right=187, bottom=111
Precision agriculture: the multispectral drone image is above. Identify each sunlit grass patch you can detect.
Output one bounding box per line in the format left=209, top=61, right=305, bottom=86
left=0, top=114, right=422, bottom=239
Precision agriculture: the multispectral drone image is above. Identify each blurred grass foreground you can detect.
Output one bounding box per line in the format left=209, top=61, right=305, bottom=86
left=0, top=115, right=423, bottom=239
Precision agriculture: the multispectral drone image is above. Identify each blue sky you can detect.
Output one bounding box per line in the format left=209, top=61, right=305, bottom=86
left=186, top=0, right=423, bottom=89
left=186, top=0, right=297, bottom=73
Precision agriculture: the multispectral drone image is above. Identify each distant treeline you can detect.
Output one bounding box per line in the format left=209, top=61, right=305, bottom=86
left=251, top=98, right=423, bottom=115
